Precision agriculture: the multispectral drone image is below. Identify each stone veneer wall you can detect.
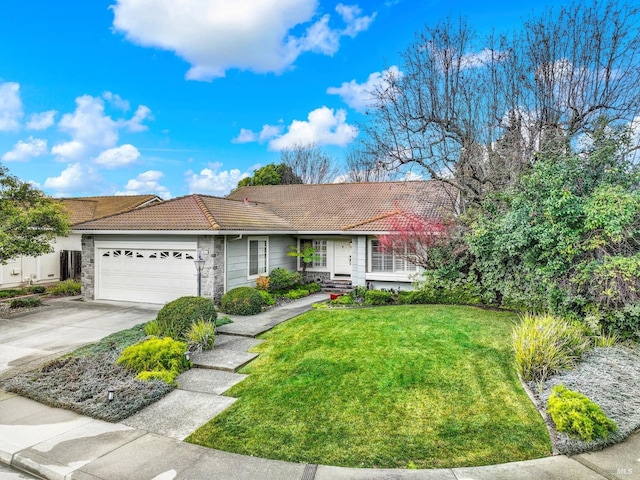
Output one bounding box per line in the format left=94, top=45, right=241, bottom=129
left=198, top=235, right=226, bottom=304
left=81, top=235, right=95, bottom=301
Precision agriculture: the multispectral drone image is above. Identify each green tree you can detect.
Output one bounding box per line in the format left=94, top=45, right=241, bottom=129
left=0, top=165, right=70, bottom=263
left=235, top=163, right=302, bottom=189
left=468, top=122, right=640, bottom=338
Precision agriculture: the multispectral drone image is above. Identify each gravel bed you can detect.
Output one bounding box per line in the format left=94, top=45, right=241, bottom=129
left=529, top=344, right=640, bottom=455
left=2, top=351, right=172, bottom=422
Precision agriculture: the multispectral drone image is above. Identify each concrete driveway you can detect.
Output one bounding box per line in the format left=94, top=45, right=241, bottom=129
left=0, top=297, right=161, bottom=377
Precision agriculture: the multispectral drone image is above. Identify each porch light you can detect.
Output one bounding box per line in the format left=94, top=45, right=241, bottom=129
left=107, top=388, right=115, bottom=402
left=194, top=255, right=206, bottom=296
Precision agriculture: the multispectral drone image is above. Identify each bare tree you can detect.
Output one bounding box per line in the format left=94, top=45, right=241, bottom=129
left=366, top=1, right=640, bottom=209
left=280, top=143, right=340, bottom=184
left=343, top=145, right=396, bottom=182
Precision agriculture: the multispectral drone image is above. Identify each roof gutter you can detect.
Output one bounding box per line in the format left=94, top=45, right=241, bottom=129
left=72, top=229, right=394, bottom=236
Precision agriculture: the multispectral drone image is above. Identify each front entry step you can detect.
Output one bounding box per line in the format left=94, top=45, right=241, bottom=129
left=321, top=278, right=353, bottom=294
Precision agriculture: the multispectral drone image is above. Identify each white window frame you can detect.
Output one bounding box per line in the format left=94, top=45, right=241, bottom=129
left=299, top=238, right=328, bottom=270
left=368, top=238, right=418, bottom=274
left=248, top=236, right=269, bottom=279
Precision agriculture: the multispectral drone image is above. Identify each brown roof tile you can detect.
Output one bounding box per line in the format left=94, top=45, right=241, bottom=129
left=58, top=195, right=161, bottom=225
left=73, top=195, right=294, bottom=231
left=73, top=181, right=457, bottom=233
left=227, top=181, right=457, bottom=231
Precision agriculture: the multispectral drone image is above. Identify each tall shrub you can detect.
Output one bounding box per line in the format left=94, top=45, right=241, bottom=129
left=513, top=313, right=590, bottom=382
left=155, top=296, right=217, bottom=340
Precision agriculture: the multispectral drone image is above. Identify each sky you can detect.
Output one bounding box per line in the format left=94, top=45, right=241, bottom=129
left=0, top=0, right=583, bottom=199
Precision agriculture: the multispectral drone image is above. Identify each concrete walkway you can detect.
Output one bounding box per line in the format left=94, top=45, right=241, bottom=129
left=1, top=295, right=639, bottom=479
left=0, top=297, right=161, bottom=379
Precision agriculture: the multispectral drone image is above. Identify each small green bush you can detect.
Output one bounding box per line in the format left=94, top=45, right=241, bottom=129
left=330, top=294, right=354, bottom=305
left=48, top=279, right=81, bottom=296
left=306, top=282, right=321, bottom=294
left=10, top=297, right=42, bottom=309
left=144, top=320, right=161, bottom=336
left=28, top=285, right=46, bottom=294
left=155, top=296, right=217, bottom=340
left=117, top=336, right=189, bottom=385
left=364, top=290, right=394, bottom=305
left=268, top=267, right=303, bottom=292
left=221, top=287, right=263, bottom=315
left=258, top=289, right=275, bottom=306
left=284, top=288, right=310, bottom=300
left=513, top=313, right=590, bottom=383
left=216, top=315, right=233, bottom=327
left=0, top=288, right=27, bottom=298
left=547, top=385, right=618, bottom=442
left=185, top=319, right=216, bottom=353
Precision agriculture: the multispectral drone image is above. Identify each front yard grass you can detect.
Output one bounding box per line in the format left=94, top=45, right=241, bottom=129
left=187, top=305, right=551, bottom=468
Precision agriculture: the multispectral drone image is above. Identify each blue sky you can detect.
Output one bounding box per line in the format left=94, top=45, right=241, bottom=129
left=0, top=0, right=579, bottom=199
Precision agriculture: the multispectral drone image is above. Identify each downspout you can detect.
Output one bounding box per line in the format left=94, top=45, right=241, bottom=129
left=223, top=235, right=227, bottom=296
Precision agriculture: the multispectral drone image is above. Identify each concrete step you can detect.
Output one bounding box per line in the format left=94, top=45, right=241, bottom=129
left=121, top=389, right=236, bottom=441
left=191, top=349, right=258, bottom=372
left=177, top=368, right=248, bottom=395
left=214, top=334, right=263, bottom=352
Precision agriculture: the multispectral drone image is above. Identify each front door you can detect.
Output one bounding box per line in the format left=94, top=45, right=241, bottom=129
left=333, top=240, right=352, bottom=276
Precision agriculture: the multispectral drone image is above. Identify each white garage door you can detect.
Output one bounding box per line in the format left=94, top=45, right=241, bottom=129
left=96, top=246, right=198, bottom=304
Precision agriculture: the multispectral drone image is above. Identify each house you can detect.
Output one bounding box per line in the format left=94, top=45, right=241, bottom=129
left=73, top=181, right=458, bottom=304
left=0, top=195, right=162, bottom=289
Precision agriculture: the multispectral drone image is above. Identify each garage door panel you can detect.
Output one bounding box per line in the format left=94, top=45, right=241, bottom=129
left=97, top=247, right=199, bottom=304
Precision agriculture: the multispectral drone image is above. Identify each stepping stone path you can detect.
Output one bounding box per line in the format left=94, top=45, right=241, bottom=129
left=123, top=294, right=328, bottom=441
left=123, top=331, right=263, bottom=441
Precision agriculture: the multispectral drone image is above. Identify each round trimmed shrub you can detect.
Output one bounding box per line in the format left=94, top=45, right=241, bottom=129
left=221, top=287, right=263, bottom=315
left=155, top=296, right=217, bottom=340
left=268, top=267, right=303, bottom=292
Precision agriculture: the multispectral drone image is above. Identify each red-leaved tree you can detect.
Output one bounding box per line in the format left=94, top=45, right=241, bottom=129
left=375, top=212, right=456, bottom=270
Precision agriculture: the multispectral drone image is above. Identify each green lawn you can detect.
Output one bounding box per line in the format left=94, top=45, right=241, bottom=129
left=187, top=305, right=551, bottom=468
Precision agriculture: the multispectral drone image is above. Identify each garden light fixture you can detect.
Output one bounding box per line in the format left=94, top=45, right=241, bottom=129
left=107, top=388, right=115, bottom=402
left=194, top=255, right=205, bottom=296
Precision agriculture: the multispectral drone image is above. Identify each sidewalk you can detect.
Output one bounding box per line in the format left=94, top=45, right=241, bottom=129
left=1, top=295, right=639, bottom=480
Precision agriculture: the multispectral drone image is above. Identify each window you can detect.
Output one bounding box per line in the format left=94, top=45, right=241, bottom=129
left=249, top=237, right=268, bottom=277
left=300, top=239, right=327, bottom=268
left=370, top=239, right=417, bottom=273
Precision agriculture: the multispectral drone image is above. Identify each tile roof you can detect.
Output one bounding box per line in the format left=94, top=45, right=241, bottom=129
left=73, top=195, right=294, bottom=231
left=73, top=181, right=458, bottom=233
left=227, top=181, right=457, bottom=231
left=58, top=195, right=161, bottom=225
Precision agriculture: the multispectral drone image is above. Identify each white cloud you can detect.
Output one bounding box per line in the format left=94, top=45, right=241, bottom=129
left=52, top=94, right=151, bottom=161
left=44, top=163, right=102, bottom=194
left=232, top=124, right=283, bottom=144
left=186, top=162, right=251, bottom=195
left=336, top=4, right=376, bottom=37
left=111, top=0, right=375, bottom=81
left=53, top=95, right=119, bottom=160
left=125, top=105, right=152, bottom=132
left=267, top=106, right=358, bottom=150
left=95, top=144, right=141, bottom=168
left=51, top=140, right=85, bottom=159
left=2, top=137, right=48, bottom=162
left=327, top=65, right=401, bottom=112
left=300, top=14, right=340, bottom=55
left=232, top=128, right=257, bottom=144
left=117, top=170, right=171, bottom=198
left=103, top=91, right=130, bottom=111
left=0, top=82, right=23, bottom=131
left=26, top=110, right=57, bottom=130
